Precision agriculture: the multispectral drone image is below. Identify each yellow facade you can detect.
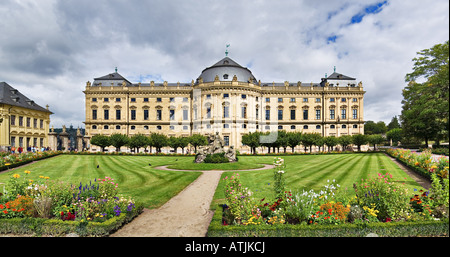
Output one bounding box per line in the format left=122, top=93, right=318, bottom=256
left=83, top=57, right=365, bottom=152
left=0, top=82, right=52, bottom=151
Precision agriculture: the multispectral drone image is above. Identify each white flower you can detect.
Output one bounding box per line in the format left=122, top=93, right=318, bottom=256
left=278, top=170, right=285, bottom=174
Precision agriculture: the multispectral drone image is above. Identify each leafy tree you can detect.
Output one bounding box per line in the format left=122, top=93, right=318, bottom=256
left=310, top=133, right=324, bottom=152
left=401, top=41, right=449, bottom=145
left=352, top=134, right=368, bottom=152
left=387, top=116, right=401, bottom=131
left=150, top=133, right=168, bottom=153
left=386, top=128, right=403, bottom=146
left=368, top=134, right=385, bottom=150
left=90, top=134, right=110, bottom=152
left=287, top=132, right=302, bottom=153
left=276, top=130, right=290, bottom=153
left=178, top=136, right=190, bottom=154
left=109, top=133, right=129, bottom=152
left=242, top=132, right=261, bottom=154
left=364, top=121, right=377, bottom=135
left=168, top=136, right=181, bottom=153
left=339, top=135, right=353, bottom=151
left=129, top=134, right=149, bottom=153
left=301, top=133, right=315, bottom=152
left=323, top=136, right=339, bottom=152
left=364, top=120, right=387, bottom=134
left=189, top=134, right=208, bottom=153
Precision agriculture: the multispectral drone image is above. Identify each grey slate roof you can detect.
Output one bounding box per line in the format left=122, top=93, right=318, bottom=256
left=325, top=72, right=355, bottom=80
left=197, top=57, right=258, bottom=83
left=0, top=82, right=52, bottom=113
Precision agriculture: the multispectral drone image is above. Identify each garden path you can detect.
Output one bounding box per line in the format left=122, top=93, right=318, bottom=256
left=110, top=164, right=274, bottom=237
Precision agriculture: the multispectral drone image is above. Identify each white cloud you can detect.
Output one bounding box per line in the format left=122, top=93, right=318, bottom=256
left=0, top=0, right=448, bottom=127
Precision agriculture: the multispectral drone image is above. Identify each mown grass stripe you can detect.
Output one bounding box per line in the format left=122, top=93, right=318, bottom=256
left=301, top=155, right=358, bottom=189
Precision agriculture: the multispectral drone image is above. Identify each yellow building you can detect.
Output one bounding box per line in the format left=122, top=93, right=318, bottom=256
left=84, top=57, right=365, bottom=152
left=0, top=82, right=52, bottom=151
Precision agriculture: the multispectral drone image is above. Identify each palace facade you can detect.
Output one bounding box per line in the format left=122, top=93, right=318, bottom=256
left=83, top=57, right=365, bottom=152
left=0, top=82, right=52, bottom=151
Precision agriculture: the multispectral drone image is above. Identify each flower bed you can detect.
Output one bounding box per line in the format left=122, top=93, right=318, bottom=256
left=0, top=171, right=143, bottom=236
left=210, top=157, right=449, bottom=237
left=0, top=151, right=61, bottom=172
left=386, top=148, right=449, bottom=179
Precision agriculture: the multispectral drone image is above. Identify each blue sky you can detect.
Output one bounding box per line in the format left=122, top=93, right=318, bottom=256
left=0, top=0, right=448, bottom=127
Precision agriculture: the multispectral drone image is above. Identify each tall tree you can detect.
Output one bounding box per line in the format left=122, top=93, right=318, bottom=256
left=387, top=116, right=401, bottom=131
left=401, top=41, right=449, bottom=145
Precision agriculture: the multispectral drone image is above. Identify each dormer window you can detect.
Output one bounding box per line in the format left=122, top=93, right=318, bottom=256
left=223, top=74, right=229, bottom=79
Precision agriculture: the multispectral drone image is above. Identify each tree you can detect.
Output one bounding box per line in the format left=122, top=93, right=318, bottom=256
left=109, top=133, right=129, bottom=152
left=368, top=134, right=385, bottom=150
left=90, top=134, right=110, bottom=152
left=387, top=116, right=401, bottom=131
left=287, top=132, right=302, bottom=153
left=401, top=41, right=449, bottom=145
left=364, top=121, right=377, bottom=135
left=178, top=136, right=190, bottom=154
left=168, top=136, right=181, bottom=153
left=150, top=133, right=168, bottom=153
left=189, top=134, right=208, bottom=153
left=242, top=132, right=261, bottom=154
left=339, top=135, right=353, bottom=151
left=323, top=136, right=339, bottom=152
left=386, top=128, right=403, bottom=146
left=129, top=134, right=149, bottom=153
left=310, top=133, right=324, bottom=152
left=276, top=130, right=289, bottom=153
left=352, top=134, right=368, bottom=152
left=301, top=133, right=315, bottom=153
left=364, top=120, right=387, bottom=134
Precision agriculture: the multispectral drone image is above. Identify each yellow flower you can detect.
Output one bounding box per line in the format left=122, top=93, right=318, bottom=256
left=24, top=170, right=31, bottom=174
left=12, top=174, right=20, bottom=179
left=39, top=176, right=44, bottom=179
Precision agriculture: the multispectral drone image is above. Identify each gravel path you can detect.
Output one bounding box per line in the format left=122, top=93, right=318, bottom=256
left=110, top=164, right=274, bottom=237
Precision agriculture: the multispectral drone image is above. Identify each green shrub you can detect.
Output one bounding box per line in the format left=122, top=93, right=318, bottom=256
left=204, top=153, right=229, bottom=163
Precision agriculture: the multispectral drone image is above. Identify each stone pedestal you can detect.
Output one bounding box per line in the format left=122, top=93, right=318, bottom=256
left=76, top=128, right=84, bottom=151
left=59, top=125, right=69, bottom=152
left=48, top=126, right=58, bottom=151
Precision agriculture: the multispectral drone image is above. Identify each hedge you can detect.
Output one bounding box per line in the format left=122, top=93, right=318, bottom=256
left=207, top=205, right=449, bottom=237
left=0, top=203, right=144, bottom=237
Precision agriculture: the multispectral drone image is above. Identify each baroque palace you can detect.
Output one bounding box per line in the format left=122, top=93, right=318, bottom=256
left=0, top=82, right=52, bottom=151
left=83, top=56, right=365, bottom=152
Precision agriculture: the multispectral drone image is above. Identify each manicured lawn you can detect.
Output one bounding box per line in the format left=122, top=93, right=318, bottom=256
left=211, top=153, right=426, bottom=208
left=0, top=154, right=201, bottom=209
left=166, top=157, right=265, bottom=170
left=0, top=153, right=425, bottom=211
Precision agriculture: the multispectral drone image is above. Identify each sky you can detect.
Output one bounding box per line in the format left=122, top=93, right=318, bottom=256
left=0, top=0, right=448, bottom=128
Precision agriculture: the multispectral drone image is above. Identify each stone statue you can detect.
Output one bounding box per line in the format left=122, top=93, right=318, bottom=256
left=194, top=146, right=207, bottom=163
left=195, top=132, right=237, bottom=163
left=225, top=146, right=237, bottom=162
